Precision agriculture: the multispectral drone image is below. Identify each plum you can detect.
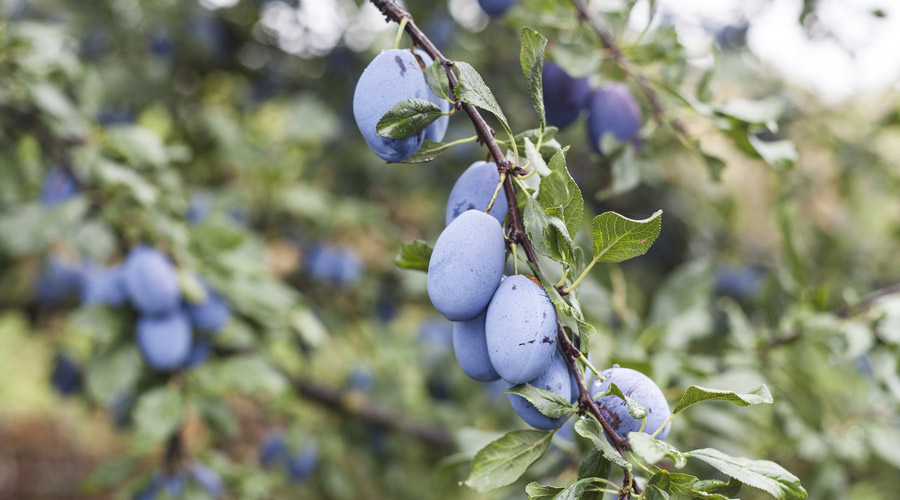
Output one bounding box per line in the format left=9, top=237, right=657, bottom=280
left=478, top=0, right=518, bottom=17
left=427, top=210, right=506, bottom=321
left=590, top=367, right=672, bottom=439
left=40, top=167, right=79, bottom=206
left=187, top=282, right=230, bottom=332
left=507, top=352, right=571, bottom=430
left=306, top=244, right=363, bottom=287
left=80, top=263, right=127, bottom=306
left=183, top=339, right=213, bottom=368
left=286, top=445, right=318, bottom=483
left=452, top=310, right=500, bottom=381
left=586, top=83, right=643, bottom=154
left=415, top=49, right=450, bottom=143
left=542, top=61, right=591, bottom=129
left=189, top=464, right=224, bottom=498
left=135, top=312, right=193, bottom=371
left=259, top=433, right=288, bottom=467
left=35, top=257, right=83, bottom=306
left=353, top=49, right=442, bottom=162
left=51, top=354, right=82, bottom=395
left=485, top=275, right=557, bottom=384
left=123, top=246, right=182, bottom=316
left=444, top=161, right=508, bottom=226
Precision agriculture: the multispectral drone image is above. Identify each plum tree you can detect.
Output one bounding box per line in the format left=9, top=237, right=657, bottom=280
left=353, top=49, right=446, bottom=162
left=586, top=83, right=643, bottom=154
left=452, top=309, right=501, bottom=382
left=444, top=161, right=508, bottom=226
left=80, top=263, right=127, bottom=306
left=427, top=210, right=506, bottom=321
left=506, top=352, right=571, bottom=430
left=478, top=0, right=518, bottom=17
left=590, top=367, right=672, bottom=440
left=485, top=275, right=558, bottom=384
left=40, top=166, right=79, bottom=206
left=135, top=312, right=193, bottom=371
left=50, top=353, right=82, bottom=395
left=286, top=445, right=319, bottom=483
left=123, top=246, right=182, bottom=316
left=542, top=61, right=591, bottom=129
left=187, top=281, right=231, bottom=332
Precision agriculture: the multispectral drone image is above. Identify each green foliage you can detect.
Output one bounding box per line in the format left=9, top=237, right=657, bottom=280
left=465, top=430, right=553, bottom=492
left=376, top=98, right=445, bottom=139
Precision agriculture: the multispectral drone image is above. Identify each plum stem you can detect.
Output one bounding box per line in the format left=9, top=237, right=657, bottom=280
left=485, top=173, right=506, bottom=214
left=394, top=17, right=409, bottom=50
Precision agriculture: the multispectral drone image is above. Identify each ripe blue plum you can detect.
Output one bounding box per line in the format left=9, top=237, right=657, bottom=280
left=123, top=246, right=182, bottom=315
left=286, top=445, right=318, bottom=483
left=586, top=83, right=643, bottom=154
left=259, top=433, right=288, bottom=467
left=590, top=367, right=672, bottom=440
left=51, top=354, right=82, bottom=395
left=353, top=49, right=439, bottom=162
left=80, top=263, right=127, bottom=306
left=427, top=210, right=506, bottom=321
left=189, top=464, right=224, bottom=498
left=40, top=167, right=79, bottom=206
left=444, top=161, right=508, bottom=226
left=183, top=339, right=213, bottom=368
left=35, top=257, right=83, bottom=306
left=485, top=275, right=558, bottom=384
left=478, top=0, right=518, bottom=17
left=135, top=313, right=193, bottom=371
left=187, top=282, right=230, bottom=332
left=306, top=245, right=363, bottom=287
left=714, top=265, right=764, bottom=300
left=415, top=49, right=450, bottom=143
left=542, top=61, right=591, bottom=129
left=506, top=352, right=571, bottom=430
left=452, top=310, right=501, bottom=381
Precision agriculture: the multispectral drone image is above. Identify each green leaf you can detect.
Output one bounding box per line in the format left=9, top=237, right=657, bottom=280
left=506, top=383, right=577, bottom=419
left=85, top=346, right=142, bottom=405
left=577, top=448, right=611, bottom=500
left=526, top=482, right=564, bottom=500
left=196, top=397, right=239, bottom=438
left=748, top=136, right=797, bottom=170
left=715, top=98, right=784, bottom=125
left=80, top=456, right=139, bottom=493
left=512, top=126, right=558, bottom=151
left=645, top=485, right=671, bottom=500
left=524, top=137, right=551, bottom=177
left=104, top=125, right=168, bottom=169
left=694, top=478, right=742, bottom=498
left=453, top=60, right=511, bottom=133
left=597, top=145, right=642, bottom=200
left=204, top=356, right=288, bottom=395
left=134, top=386, right=184, bottom=448
left=425, top=58, right=452, bottom=102
left=554, top=477, right=596, bottom=500
left=536, top=148, right=583, bottom=239
left=523, top=192, right=573, bottom=263
left=593, top=382, right=647, bottom=419
left=629, top=432, right=687, bottom=468
left=464, top=429, right=553, bottom=493
left=395, top=240, right=433, bottom=271
left=398, top=140, right=453, bottom=163
left=647, top=470, right=697, bottom=500
left=671, top=385, right=773, bottom=415
left=519, top=27, right=548, bottom=129
left=376, top=98, right=443, bottom=139
left=591, top=210, right=662, bottom=263
left=687, top=448, right=807, bottom=500
left=573, top=418, right=631, bottom=470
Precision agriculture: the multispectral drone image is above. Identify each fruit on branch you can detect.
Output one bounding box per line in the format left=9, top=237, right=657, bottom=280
left=135, top=312, right=193, bottom=371
left=80, top=263, right=127, bottom=306
left=591, top=367, right=672, bottom=439
left=353, top=49, right=443, bottom=162
left=287, top=445, right=319, bottom=482
left=187, top=281, right=231, bottom=332
left=452, top=309, right=501, bottom=382
left=35, top=257, right=83, bottom=306
left=50, top=353, right=83, bottom=395
left=445, top=161, right=508, bottom=226
left=415, top=49, right=450, bottom=143
left=123, top=246, right=182, bottom=316
left=586, top=83, right=643, bottom=155
left=485, top=275, right=558, bottom=384
left=427, top=210, right=506, bottom=321
left=189, top=463, right=224, bottom=499
left=542, top=61, right=591, bottom=130
left=306, top=244, right=363, bottom=287
left=40, top=166, right=79, bottom=206
left=259, top=433, right=288, bottom=467
left=478, top=0, right=518, bottom=17
left=507, top=352, right=572, bottom=430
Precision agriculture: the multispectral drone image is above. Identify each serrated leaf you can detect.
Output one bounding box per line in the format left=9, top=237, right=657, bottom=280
left=554, top=477, right=596, bottom=500
left=694, top=478, right=742, bottom=498
left=520, top=27, right=548, bottom=129
left=524, top=137, right=551, bottom=177
left=645, top=485, right=672, bottom=500
left=672, top=385, right=773, bottom=415
left=647, top=470, right=697, bottom=500
left=395, top=240, right=433, bottom=271
left=464, top=430, right=553, bottom=492
left=522, top=192, right=573, bottom=263
left=537, top=149, right=583, bottom=241
left=398, top=140, right=452, bottom=163
left=376, top=98, right=443, bottom=139
left=591, top=210, right=662, bottom=263
left=594, top=382, right=647, bottom=419
left=453, top=60, right=510, bottom=133
left=425, top=58, right=452, bottom=102
left=526, top=482, right=564, bottom=500
left=687, top=448, right=807, bottom=500
left=629, top=432, right=687, bottom=468
left=506, top=383, right=577, bottom=419
left=574, top=418, right=631, bottom=470
left=578, top=448, right=612, bottom=480
left=134, top=386, right=184, bottom=448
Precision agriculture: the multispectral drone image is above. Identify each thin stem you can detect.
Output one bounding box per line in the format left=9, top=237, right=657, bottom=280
left=650, top=413, right=675, bottom=438
left=628, top=451, right=653, bottom=475
left=443, top=135, right=479, bottom=147
left=394, top=17, right=409, bottom=49
left=516, top=166, right=538, bottom=180
left=512, top=242, right=519, bottom=275
left=561, top=253, right=602, bottom=293
left=486, top=173, right=506, bottom=213
left=577, top=354, right=603, bottom=380
left=555, top=267, right=568, bottom=288
left=593, top=477, right=623, bottom=490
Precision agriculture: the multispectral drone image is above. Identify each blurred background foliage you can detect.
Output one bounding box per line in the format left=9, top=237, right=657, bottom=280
left=0, top=0, right=899, bottom=499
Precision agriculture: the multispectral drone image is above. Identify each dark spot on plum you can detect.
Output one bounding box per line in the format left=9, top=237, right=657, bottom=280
left=511, top=285, right=517, bottom=290
left=600, top=406, right=622, bottom=430
left=542, top=312, right=546, bottom=318
left=395, top=55, right=407, bottom=75
left=541, top=336, right=553, bottom=344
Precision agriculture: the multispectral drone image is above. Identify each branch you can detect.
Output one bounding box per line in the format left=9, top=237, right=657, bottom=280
left=569, top=0, right=689, bottom=139
left=835, top=283, right=900, bottom=318
left=368, top=0, right=638, bottom=491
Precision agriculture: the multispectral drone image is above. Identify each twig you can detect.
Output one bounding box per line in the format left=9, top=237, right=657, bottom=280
left=836, top=283, right=900, bottom=318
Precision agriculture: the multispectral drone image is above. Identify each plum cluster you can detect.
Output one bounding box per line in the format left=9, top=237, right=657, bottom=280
left=259, top=433, right=319, bottom=483
left=132, top=463, right=223, bottom=500
left=542, top=61, right=643, bottom=155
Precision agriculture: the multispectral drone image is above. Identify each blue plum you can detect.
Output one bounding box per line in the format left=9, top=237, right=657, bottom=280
left=306, top=245, right=363, bottom=287
left=478, top=0, right=518, bottom=17
left=40, top=167, right=79, bottom=206
left=189, top=464, right=224, bottom=498
left=348, top=365, right=374, bottom=392
left=80, top=263, right=127, bottom=306
left=286, top=445, right=318, bottom=483
left=714, top=265, right=764, bottom=300
left=123, top=246, right=182, bottom=315
left=135, top=312, right=193, bottom=371
left=485, top=275, right=558, bottom=384
left=542, top=61, right=591, bottom=129
left=35, top=257, right=83, bottom=306
left=444, top=161, right=508, bottom=226
left=427, top=210, right=506, bottom=321
left=507, top=352, right=571, bottom=430
left=415, top=49, right=450, bottom=143
left=183, top=339, right=213, bottom=368
left=187, top=282, right=230, bottom=332
left=590, top=367, right=672, bottom=440
left=259, top=433, right=288, bottom=467
left=452, top=310, right=500, bottom=382
left=353, top=49, right=435, bottom=162
left=586, top=83, right=643, bottom=154
left=51, top=354, right=83, bottom=395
